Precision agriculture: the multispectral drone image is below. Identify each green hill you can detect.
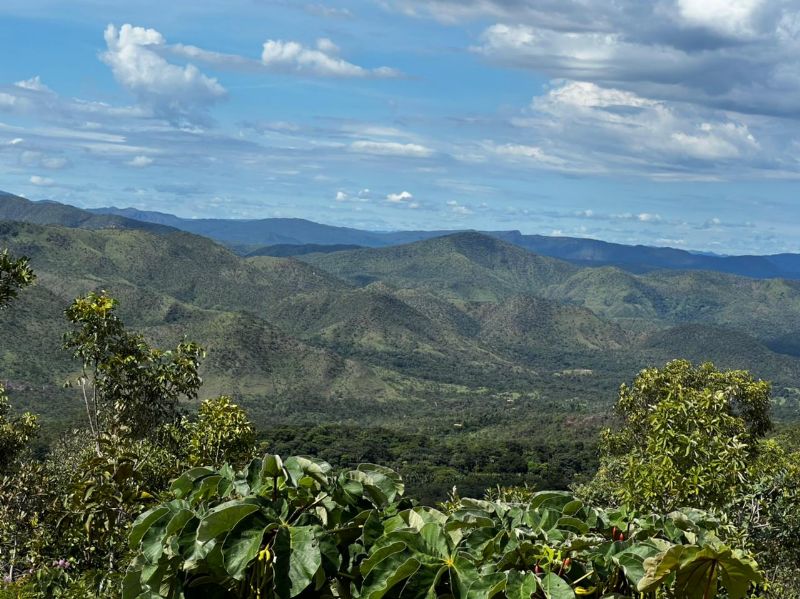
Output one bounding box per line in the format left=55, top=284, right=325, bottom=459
left=304, top=232, right=577, bottom=301
left=305, top=232, right=800, bottom=343
left=2, top=218, right=800, bottom=500
left=0, top=192, right=175, bottom=234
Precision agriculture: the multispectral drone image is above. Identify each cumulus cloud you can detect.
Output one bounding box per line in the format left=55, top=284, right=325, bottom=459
left=261, top=38, right=400, bottom=78
left=386, top=190, right=420, bottom=208
left=101, top=24, right=227, bottom=123
left=15, top=76, right=53, bottom=93
left=416, top=1, right=800, bottom=120
left=387, top=190, right=414, bottom=202
left=674, top=0, right=767, bottom=38
left=127, top=155, right=154, bottom=167
left=446, top=199, right=473, bottom=215
left=162, top=33, right=400, bottom=79
left=29, top=175, right=55, bottom=186
left=334, top=188, right=372, bottom=203
left=350, top=140, right=434, bottom=157
left=498, top=80, right=769, bottom=177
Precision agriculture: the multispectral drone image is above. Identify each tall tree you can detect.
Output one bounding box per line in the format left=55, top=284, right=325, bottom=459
left=0, top=249, right=37, bottom=473
left=64, top=291, right=204, bottom=450
left=588, top=360, right=772, bottom=512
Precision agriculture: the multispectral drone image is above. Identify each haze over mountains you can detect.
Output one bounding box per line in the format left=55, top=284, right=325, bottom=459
left=86, top=198, right=800, bottom=280
left=2, top=191, right=800, bottom=280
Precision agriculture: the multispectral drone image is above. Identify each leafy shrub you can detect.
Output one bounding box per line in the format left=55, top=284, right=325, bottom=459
left=125, top=454, right=762, bottom=599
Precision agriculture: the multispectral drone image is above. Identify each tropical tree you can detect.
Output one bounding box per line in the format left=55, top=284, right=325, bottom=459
left=185, top=395, right=256, bottom=468
left=63, top=291, right=204, bottom=449
left=0, top=248, right=35, bottom=309
left=585, top=360, right=772, bottom=513
left=0, top=248, right=38, bottom=470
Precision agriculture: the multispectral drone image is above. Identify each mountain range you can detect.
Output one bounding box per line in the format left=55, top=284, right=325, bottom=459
left=54, top=195, right=800, bottom=280
left=0, top=202, right=798, bottom=430
left=1, top=191, right=799, bottom=279
left=2, top=189, right=800, bottom=494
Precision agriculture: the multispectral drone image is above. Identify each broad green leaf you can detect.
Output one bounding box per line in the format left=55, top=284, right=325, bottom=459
left=170, top=467, right=215, bottom=499
left=273, top=525, right=323, bottom=599
left=360, top=552, right=422, bottom=599
left=555, top=516, right=589, bottom=535
left=505, top=571, right=538, bottom=599
left=361, top=540, right=408, bottom=577
left=261, top=454, right=285, bottom=479
left=129, top=506, right=170, bottom=549
left=540, top=572, right=575, bottom=599
left=419, top=522, right=450, bottom=560
left=614, top=539, right=672, bottom=586
left=675, top=544, right=762, bottom=599
left=221, top=513, right=269, bottom=580
left=284, top=455, right=331, bottom=488
left=529, top=491, right=574, bottom=511
left=465, top=571, right=505, bottom=599
left=197, top=501, right=260, bottom=542
left=638, top=545, right=691, bottom=592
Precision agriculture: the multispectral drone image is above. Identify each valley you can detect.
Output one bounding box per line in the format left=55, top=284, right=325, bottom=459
left=1, top=196, right=800, bottom=499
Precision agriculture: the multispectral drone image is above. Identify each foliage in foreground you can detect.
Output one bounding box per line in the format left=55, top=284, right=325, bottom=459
left=123, top=454, right=762, bottom=599
left=0, top=257, right=796, bottom=598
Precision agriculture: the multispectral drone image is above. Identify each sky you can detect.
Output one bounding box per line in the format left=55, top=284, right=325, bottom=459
left=1, top=1, right=800, bottom=254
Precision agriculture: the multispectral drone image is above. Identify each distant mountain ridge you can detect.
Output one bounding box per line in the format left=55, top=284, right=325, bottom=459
left=0, top=192, right=176, bottom=234
left=2, top=191, right=800, bottom=280
left=90, top=200, right=800, bottom=280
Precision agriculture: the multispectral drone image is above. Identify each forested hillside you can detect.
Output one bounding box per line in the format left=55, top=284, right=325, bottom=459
left=0, top=259, right=797, bottom=596
left=1, top=219, right=800, bottom=498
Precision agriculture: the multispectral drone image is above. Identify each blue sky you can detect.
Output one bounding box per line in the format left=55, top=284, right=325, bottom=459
left=1, top=0, right=800, bottom=254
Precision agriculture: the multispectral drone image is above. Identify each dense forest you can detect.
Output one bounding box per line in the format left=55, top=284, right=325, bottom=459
left=1, top=238, right=800, bottom=598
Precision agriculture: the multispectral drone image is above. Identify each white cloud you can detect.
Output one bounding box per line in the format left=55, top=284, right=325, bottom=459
left=0, top=92, right=27, bottom=111
left=42, top=156, right=69, bottom=169
left=670, top=122, right=758, bottom=160
left=505, top=80, right=767, bottom=177
left=464, top=2, right=800, bottom=120
left=15, top=76, right=53, bottom=93
left=166, top=44, right=257, bottom=70
left=386, top=191, right=420, bottom=207
left=334, top=188, right=371, bottom=203
left=350, top=140, right=434, bottom=157
left=29, top=175, right=55, bottom=186
left=636, top=212, right=661, bottom=222
left=446, top=199, right=473, bottom=214
left=101, top=24, right=226, bottom=122
left=8, top=138, right=23, bottom=145
left=675, top=0, right=766, bottom=38
left=127, top=155, right=154, bottom=167
left=261, top=39, right=400, bottom=78
left=488, top=142, right=566, bottom=166
left=546, top=80, right=656, bottom=109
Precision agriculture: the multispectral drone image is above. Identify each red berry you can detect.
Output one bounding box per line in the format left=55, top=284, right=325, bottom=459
left=534, top=564, right=542, bottom=574
left=618, top=532, right=625, bottom=541
left=563, top=558, right=571, bottom=568
left=612, top=527, right=617, bottom=539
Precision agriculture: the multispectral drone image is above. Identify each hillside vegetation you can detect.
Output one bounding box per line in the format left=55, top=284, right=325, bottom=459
left=1, top=219, right=800, bottom=496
